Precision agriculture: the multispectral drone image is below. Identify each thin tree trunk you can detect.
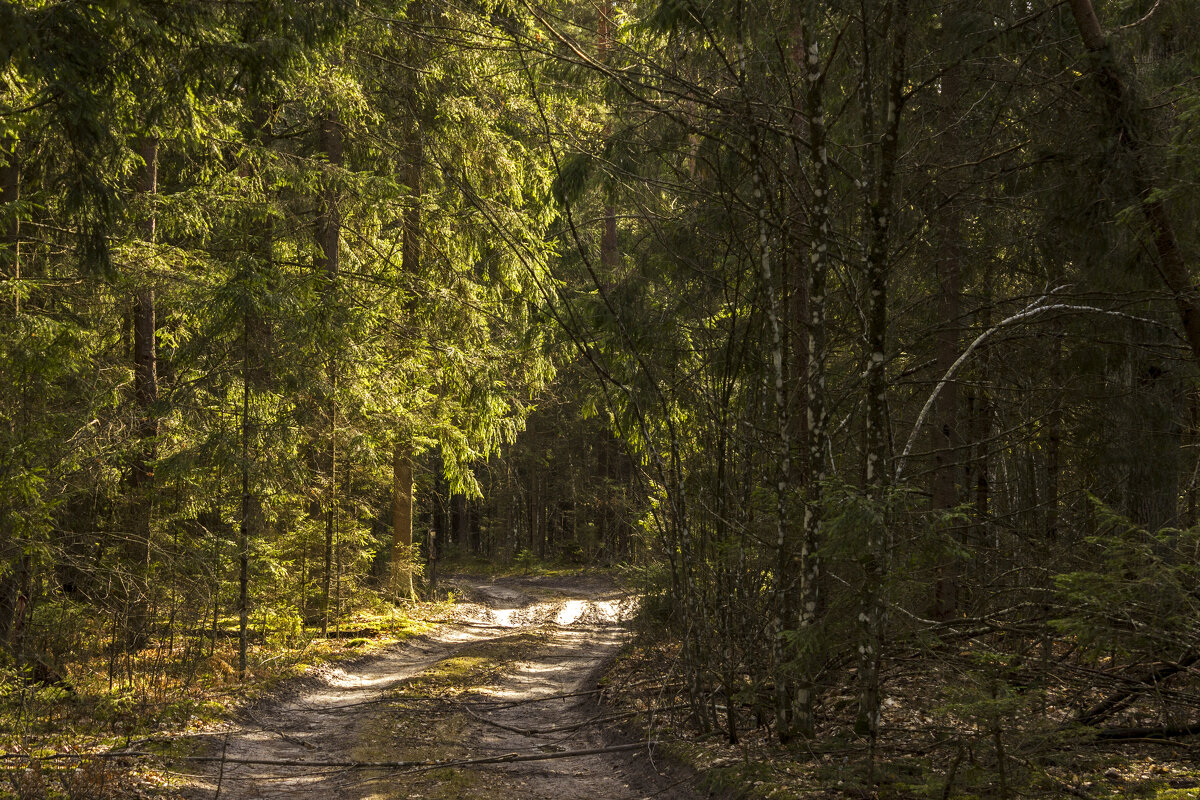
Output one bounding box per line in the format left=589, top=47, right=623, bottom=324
left=791, top=18, right=831, bottom=740
left=393, top=443, right=415, bottom=599
left=747, top=117, right=795, bottom=742
left=929, top=63, right=963, bottom=621
left=972, top=295, right=992, bottom=556
left=239, top=317, right=252, bottom=675
left=1045, top=334, right=1062, bottom=542
left=322, top=410, right=335, bottom=636
left=856, top=0, right=908, bottom=746
left=392, top=127, right=420, bottom=598
left=455, top=492, right=469, bottom=553
left=1, top=135, right=17, bottom=313
left=240, top=107, right=272, bottom=674
left=0, top=137, right=23, bottom=648
left=1188, top=389, right=1198, bottom=528
left=318, top=110, right=342, bottom=636
left=598, top=0, right=618, bottom=276
left=127, top=135, right=159, bottom=647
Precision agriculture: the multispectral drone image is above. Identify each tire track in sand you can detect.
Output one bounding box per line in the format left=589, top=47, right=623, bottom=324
left=181, top=575, right=698, bottom=800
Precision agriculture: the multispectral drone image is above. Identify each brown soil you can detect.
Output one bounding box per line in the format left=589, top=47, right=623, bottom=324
left=178, top=575, right=703, bottom=800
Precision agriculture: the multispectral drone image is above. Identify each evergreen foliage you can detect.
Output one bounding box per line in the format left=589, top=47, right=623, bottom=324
left=3, top=0, right=1200, bottom=793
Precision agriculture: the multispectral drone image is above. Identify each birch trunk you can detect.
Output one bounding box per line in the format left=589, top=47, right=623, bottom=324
left=792, top=19, right=832, bottom=740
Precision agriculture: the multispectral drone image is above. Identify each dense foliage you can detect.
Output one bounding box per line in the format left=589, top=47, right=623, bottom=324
left=4, top=0, right=1200, bottom=795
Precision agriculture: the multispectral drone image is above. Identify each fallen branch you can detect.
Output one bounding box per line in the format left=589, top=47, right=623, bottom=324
left=5, top=742, right=657, bottom=772
left=1073, top=652, right=1199, bottom=727
left=463, top=703, right=690, bottom=737
left=467, top=688, right=600, bottom=708
left=246, top=710, right=316, bottom=750
left=213, top=733, right=230, bottom=800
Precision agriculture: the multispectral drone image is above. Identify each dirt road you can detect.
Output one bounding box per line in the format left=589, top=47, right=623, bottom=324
left=182, top=575, right=700, bottom=800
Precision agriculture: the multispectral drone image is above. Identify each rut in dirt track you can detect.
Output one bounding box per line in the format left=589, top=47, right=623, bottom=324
left=183, top=575, right=700, bottom=800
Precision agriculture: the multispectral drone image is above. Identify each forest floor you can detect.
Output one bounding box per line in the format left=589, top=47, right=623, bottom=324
left=173, top=574, right=702, bottom=800
left=10, top=573, right=1197, bottom=799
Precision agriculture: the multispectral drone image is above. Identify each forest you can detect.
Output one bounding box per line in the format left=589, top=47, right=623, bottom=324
left=2, top=0, right=1200, bottom=797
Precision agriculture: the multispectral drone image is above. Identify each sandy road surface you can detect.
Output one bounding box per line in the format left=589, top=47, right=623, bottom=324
left=181, top=575, right=699, bottom=800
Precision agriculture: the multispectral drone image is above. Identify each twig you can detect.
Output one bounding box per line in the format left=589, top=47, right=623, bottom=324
left=246, top=710, right=316, bottom=750
left=468, top=688, right=600, bottom=708
left=294, top=693, right=453, bottom=712
left=463, top=704, right=690, bottom=737
left=462, top=704, right=540, bottom=736
left=213, top=732, right=229, bottom=800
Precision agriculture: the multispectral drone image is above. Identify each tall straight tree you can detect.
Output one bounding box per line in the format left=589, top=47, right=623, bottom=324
left=392, top=129, right=422, bottom=600
left=126, top=134, right=158, bottom=644
left=790, top=11, right=833, bottom=740
left=238, top=104, right=274, bottom=675
left=856, top=0, right=909, bottom=744
left=318, top=109, right=343, bottom=634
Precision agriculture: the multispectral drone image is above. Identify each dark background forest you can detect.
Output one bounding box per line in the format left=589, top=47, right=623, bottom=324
left=2, top=0, right=1200, bottom=796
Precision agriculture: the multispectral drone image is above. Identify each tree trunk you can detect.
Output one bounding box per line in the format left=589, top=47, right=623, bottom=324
left=856, top=0, right=908, bottom=746
left=791, top=19, right=832, bottom=740
left=322, top=417, right=335, bottom=636
left=127, top=135, right=159, bottom=647
left=929, top=63, right=963, bottom=621
left=392, top=443, right=415, bottom=599
left=454, top=492, right=470, bottom=553
left=318, top=110, right=342, bottom=636
left=598, top=0, right=618, bottom=276
left=1188, top=389, right=1198, bottom=528
left=1, top=135, right=17, bottom=312
left=239, top=324, right=252, bottom=674
left=391, top=126, right=421, bottom=597
left=240, top=107, right=273, bottom=673
left=0, top=137, right=23, bottom=649
left=1045, top=335, right=1062, bottom=542
left=747, top=115, right=795, bottom=743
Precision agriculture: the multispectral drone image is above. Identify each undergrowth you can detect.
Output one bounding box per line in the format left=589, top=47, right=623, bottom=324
left=0, top=595, right=451, bottom=799
left=601, top=636, right=1200, bottom=800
